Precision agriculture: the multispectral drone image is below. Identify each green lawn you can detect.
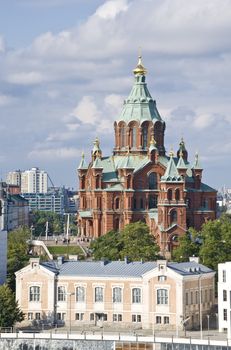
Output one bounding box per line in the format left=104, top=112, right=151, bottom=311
left=48, top=246, right=83, bottom=255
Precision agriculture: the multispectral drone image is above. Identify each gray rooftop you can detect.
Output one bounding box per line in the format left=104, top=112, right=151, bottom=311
left=41, top=260, right=214, bottom=278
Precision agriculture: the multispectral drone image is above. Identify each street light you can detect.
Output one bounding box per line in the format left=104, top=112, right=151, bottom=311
left=207, top=314, right=210, bottom=336
left=66, top=292, right=75, bottom=333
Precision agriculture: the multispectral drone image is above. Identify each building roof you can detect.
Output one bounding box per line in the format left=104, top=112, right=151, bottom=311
left=161, top=155, right=182, bottom=182
left=40, top=259, right=214, bottom=278
left=116, top=57, right=163, bottom=125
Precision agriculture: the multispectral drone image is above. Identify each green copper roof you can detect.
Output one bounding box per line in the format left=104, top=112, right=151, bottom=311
left=192, top=152, right=203, bottom=170
left=117, top=74, right=163, bottom=124
left=78, top=153, right=88, bottom=170
left=161, top=155, right=182, bottom=182
left=177, top=155, right=187, bottom=169
left=92, top=157, right=103, bottom=169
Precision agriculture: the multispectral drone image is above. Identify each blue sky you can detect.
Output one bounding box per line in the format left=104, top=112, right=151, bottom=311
left=0, top=0, right=230, bottom=190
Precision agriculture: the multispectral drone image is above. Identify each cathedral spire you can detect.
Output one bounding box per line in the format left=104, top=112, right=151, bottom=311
left=92, top=137, right=102, bottom=160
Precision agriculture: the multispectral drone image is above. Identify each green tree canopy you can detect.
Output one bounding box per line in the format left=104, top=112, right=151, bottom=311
left=90, top=222, right=159, bottom=261
left=32, top=211, right=63, bottom=237
left=172, top=229, right=201, bottom=262
left=7, top=227, right=30, bottom=291
left=0, top=284, right=24, bottom=327
left=199, top=214, right=231, bottom=271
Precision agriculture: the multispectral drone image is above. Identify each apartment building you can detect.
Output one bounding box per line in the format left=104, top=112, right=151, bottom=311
left=16, top=258, right=215, bottom=330
left=218, top=261, right=231, bottom=338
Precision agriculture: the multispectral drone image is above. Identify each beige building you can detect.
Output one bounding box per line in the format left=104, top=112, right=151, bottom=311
left=15, top=258, right=215, bottom=331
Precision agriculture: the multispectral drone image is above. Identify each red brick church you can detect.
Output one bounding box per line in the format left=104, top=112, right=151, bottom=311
left=77, top=56, right=216, bottom=256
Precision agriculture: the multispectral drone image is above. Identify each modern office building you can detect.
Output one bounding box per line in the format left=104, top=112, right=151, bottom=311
left=77, top=56, right=217, bottom=256
left=15, top=257, right=215, bottom=330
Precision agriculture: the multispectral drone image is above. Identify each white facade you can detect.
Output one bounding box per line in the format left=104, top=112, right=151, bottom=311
left=6, top=170, right=21, bottom=187
left=0, top=230, right=7, bottom=284
left=218, top=262, right=231, bottom=338
left=21, top=167, right=48, bottom=194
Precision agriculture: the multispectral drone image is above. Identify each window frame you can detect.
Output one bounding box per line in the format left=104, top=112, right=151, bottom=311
left=157, top=289, right=168, bottom=305
left=132, top=288, right=141, bottom=304
left=29, top=286, right=40, bottom=302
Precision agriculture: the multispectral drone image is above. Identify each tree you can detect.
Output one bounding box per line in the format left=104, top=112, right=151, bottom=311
left=199, top=214, right=231, bottom=271
left=172, top=229, right=201, bottom=262
left=0, top=284, right=24, bottom=327
left=7, top=227, right=30, bottom=292
left=32, top=211, right=63, bottom=237
left=91, top=222, right=160, bottom=261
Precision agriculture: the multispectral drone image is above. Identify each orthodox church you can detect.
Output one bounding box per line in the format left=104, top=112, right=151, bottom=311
left=77, top=56, right=216, bottom=256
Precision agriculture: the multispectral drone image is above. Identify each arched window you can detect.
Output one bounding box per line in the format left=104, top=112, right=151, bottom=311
left=133, top=198, right=137, bottom=210
left=76, top=286, right=85, bottom=302
left=96, top=175, right=100, bottom=189
left=149, top=195, right=158, bottom=209
left=157, top=289, right=168, bottom=305
left=142, top=126, right=148, bottom=148
left=170, top=210, right=177, bottom=224
left=82, top=176, right=85, bottom=189
left=57, top=286, right=66, bottom=302
left=120, top=126, right=126, bottom=148
left=115, top=197, right=120, bottom=209
left=140, top=198, right=144, bottom=209
left=131, top=127, right=137, bottom=148
left=127, top=175, right=131, bottom=189
left=113, top=287, right=122, bottom=303
left=132, top=288, right=141, bottom=303
left=29, top=286, right=40, bottom=302
left=149, top=172, right=157, bottom=190
left=167, top=189, right=172, bottom=201
left=95, top=287, right=103, bottom=302
left=175, top=189, right=180, bottom=201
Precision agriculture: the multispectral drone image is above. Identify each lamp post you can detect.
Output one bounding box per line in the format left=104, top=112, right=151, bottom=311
left=207, top=314, right=210, bottom=336
left=67, top=292, right=75, bottom=333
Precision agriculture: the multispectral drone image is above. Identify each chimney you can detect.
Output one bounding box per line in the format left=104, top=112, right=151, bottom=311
left=189, top=256, right=199, bottom=264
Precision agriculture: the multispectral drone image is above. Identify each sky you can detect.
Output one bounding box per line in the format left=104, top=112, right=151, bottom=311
left=0, top=0, right=230, bottom=190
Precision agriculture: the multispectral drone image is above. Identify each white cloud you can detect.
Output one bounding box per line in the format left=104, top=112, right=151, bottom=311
left=193, top=113, right=215, bottom=129
left=7, top=71, right=45, bottom=85
left=0, top=94, right=14, bottom=106
left=73, top=96, right=101, bottom=124
left=28, top=147, right=81, bottom=160
left=95, top=0, right=129, bottom=19
left=0, top=36, right=5, bottom=53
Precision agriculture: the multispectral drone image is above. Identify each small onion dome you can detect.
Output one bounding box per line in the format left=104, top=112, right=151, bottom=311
left=133, top=55, right=147, bottom=76
left=149, top=135, right=157, bottom=152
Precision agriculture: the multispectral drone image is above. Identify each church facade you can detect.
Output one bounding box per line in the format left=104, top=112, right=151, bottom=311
left=77, top=57, right=216, bottom=256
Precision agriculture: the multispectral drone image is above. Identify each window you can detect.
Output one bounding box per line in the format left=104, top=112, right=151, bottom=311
left=29, top=286, right=40, bottom=302
left=131, top=126, right=137, bottom=148
left=156, top=316, right=161, bottom=324
left=142, top=126, right=148, bottom=148
left=115, top=198, right=120, bottom=210
left=149, top=195, right=158, bottom=209
left=132, top=314, right=141, bottom=322
left=95, top=287, right=104, bottom=302
left=164, top=316, right=169, bottom=324
left=35, top=313, right=40, bottom=320
left=76, top=286, right=85, bottom=302
left=140, top=198, right=144, bottom=209
left=223, top=270, right=226, bottom=282
left=167, top=189, right=172, bottom=201
left=191, top=291, right=193, bottom=304
left=28, top=313, right=33, bottom=320
left=90, top=313, right=95, bottom=321
left=196, top=291, right=199, bottom=304
left=223, top=290, right=227, bottom=302
left=158, top=275, right=166, bottom=282
left=170, top=210, right=177, bottom=224
left=57, top=286, right=66, bottom=302
left=57, top=312, right=66, bottom=321
left=149, top=173, right=157, bottom=190
left=205, top=290, right=208, bottom=303
left=224, top=309, right=227, bottom=321
left=121, top=126, right=126, bottom=148
left=157, top=289, right=168, bottom=305
left=113, top=287, right=122, bottom=303
left=175, top=189, right=180, bottom=201
left=75, top=313, right=84, bottom=321
left=186, top=292, right=189, bottom=305
left=210, top=289, right=213, bottom=302
left=132, top=288, right=141, bottom=303
left=113, top=314, right=122, bottom=322
left=133, top=197, right=137, bottom=210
